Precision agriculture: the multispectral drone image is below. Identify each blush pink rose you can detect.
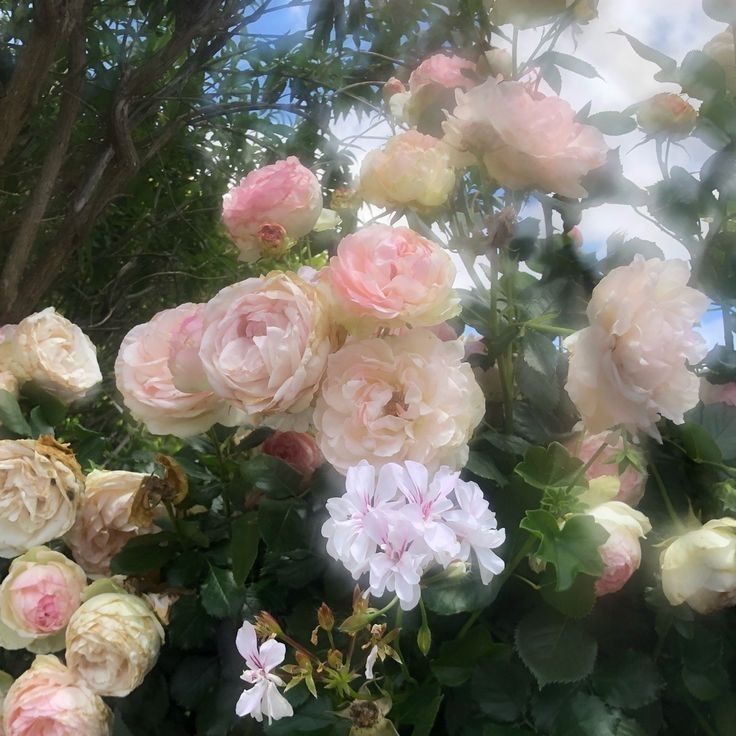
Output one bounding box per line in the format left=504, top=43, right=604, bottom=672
left=222, top=157, right=323, bottom=263
left=199, top=271, right=334, bottom=420
left=167, top=308, right=209, bottom=394
left=359, top=131, right=456, bottom=210
left=314, top=329, right=485, bottom=473
left=115, top=303, right=240, bottom=438
left=700, top=379, right=736, bottom=407
left=565, top=257, right=708, bottom=438
left=262, top=431, right=323, bottom=477
left=568, top=431, right=648, bottom=507
left=409, top=54, right=476, bottom=95
left=586, top=502, right=651, bottom=596
left=3, top=655, right=111, bottom=736
left=325, top=224, right=459, bottom=333
left=443, top=77, right=608, bottom=197
left=0, top=547, right=86, bottom=653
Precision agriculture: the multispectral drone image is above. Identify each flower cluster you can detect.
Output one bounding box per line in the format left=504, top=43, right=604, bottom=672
left=322, top=460, right=505, bottom=610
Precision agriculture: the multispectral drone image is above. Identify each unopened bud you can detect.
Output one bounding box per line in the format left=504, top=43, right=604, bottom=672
left=417, top=623, right=432, bottom=655
left=317, top=603, right=334, bottom=632
left=327, top=649, right=343, bottom=669
left=637, top=94, right=697, bottom=141
left=257, top=223, right=288, bottom=254
left=254, top=611, right=284, bottom=638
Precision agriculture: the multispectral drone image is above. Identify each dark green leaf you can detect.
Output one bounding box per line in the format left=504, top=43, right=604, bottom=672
left=432, top=626, right=499, bottom=686
left=587, top=112, right=637, bottom=136
left=552, top=693, right=617, bottom=736
left=515, top=442, right=584, bottom=492
left=423, top=567, right=501, bottom=615
left=467, top=448, right=508, bottom=486
left=110, top=534, right=177, bottom=575
left=258, top=499, right=307, bottom=553
left=537, top=51, right=599, bottom=79
left=685, top=402, right=736, bottom=460
left=593, top=651, right=663, bottom=709
left=0, top=389, right=31, bottom=436
left=231, top=512, right=260, bottom=585
left=472, top=652, right=532, bottom=722
left=678, top=422, right=724, bottom=464
left=241, top=454, right=302, bottom=499
left=170, top=656, right=219, bottom=709
left=169, top=596, right=217, bottom=650
left=201, top=564, right=242, bottom=619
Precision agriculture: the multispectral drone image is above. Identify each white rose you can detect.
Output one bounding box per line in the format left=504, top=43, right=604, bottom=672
left=65, top=592, right=165, bottom=697
left=5, top=308, right=101, bottom=404
left=0, top=438, right=83, bottom=557
left=660, top=518, right=736, bottom=614
left=565, top=257, right=708, bottom=437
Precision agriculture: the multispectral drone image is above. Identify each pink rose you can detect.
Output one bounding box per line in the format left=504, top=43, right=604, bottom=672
left=325, top=225, right=459, bottom=333
left=565, top=258, right=708, bottom=438
left=443, top=77, right=608, bottom=197
left=3, top=655, right=111, bottom=736
left=167, top=308, right=209, bottom=394
left=408, top=54, right=476, bottom=95
left=700, top=379, right=736, bottom=407
left=358, top=131, right=456, bottom=210
left=383, top=77, right=406, bottom=101
left=0, top=547, right=86, bottom=653
left=262, top=431, right=323, bottom=477
left=199, top=271, right=333, bottom=419
left=222, top=157, right=323, bottom=262
left=586, top=502, right=651, bottom=597
left=314, top=329, right=485, bottom=473
left=568, top=431, right=648, bottom=507
left=115, top=303, right=240, bottom=438
left=65, top=470, right=160, bottom=576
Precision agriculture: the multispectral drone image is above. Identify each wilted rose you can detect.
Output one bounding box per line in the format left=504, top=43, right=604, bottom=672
left=358, top=131, right=456, bottom=210
left=2, top=655, right=111, bottom=736
left=660, top=518, right=736, bottom=614
left=443, top=77, right=608, bottom=198
left=0, top=438, right=83, bottom=558
left=2, top=308, right=101, bottom=404
left=314, top=329, right=485, bottom=473
left=65, top=592, right=164, bottom=697
left=565, top=257, right=708, bottom=437
left=222, top=157, right=323, bottom=262
left=66, top=469, right=160, bottom=576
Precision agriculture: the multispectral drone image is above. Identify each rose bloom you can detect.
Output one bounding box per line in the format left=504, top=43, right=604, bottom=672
left=637, top=94, right=697, bottom=140
left=115, top=303, right=240, bottom=438
left=359, top=131, right=456, bottom=210
left=660, top=518, right=736, bottom=614
left=568, top=431, right=648, bottom=506
left=199, top=271, right=333, bottom=420
left=0, top=438, right=83, bottom=558
left=66, top=469, right=159, bottom=576
left=325, top=224, right=459, bottom=333
left=483, top=48, right=513, bottom=79
left=565, top=257, right=708, bottom=438
left=0, top=547, right=86, bottom=653
left=2, top=308, right=101, bottom=404
left=65, top=592, right=164, bottom=697
left=443, top=77, right=608, bottom=198
left=262, top=431, right=323, bottom=477
left=700, top=378, right=736, bottom=407
left=222, top=157, right=323, bottom=263
left=585, top=501, right=651, bottom=596
left=314, top=329, right=485, bottom=473
left=2, top=655, right=111, bottom=736
left=704, top=31, right=736, bottom=95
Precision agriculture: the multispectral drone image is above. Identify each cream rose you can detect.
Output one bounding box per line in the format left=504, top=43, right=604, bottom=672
left=565, top=257, right=708, bottom=438
left=660, top=518, right=736, bottom=614
left=703, top=31, right=736, bottom=95
left=66, top=470, right=159, bottom=576
left=443, top=77, right=608, bottom=198
left=314, top=329, right=485, bottom=473
left=324, top=225, right=459, bottom=333
left=358, top=131, right=456, bottom=210
left=637, top=94, right=697, bottom=140
left=0, top=547, right=86, bottom=653
left=222, top=157, right=323, bottom=263
left=0, top=438, right=83, bottom=557
left=115, top=303, right=240, bottom=438
left=585, top=502, right=651, bottom=596
left=199, top=271, right=333, bottom=420
left=2, top=656, right=111, bottom=736
left=65, top=592, right=164, bottom=697
left=3, top=308, right=101, bottom=404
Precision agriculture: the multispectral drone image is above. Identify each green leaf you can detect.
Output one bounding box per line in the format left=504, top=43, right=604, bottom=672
left=552, top=693, right=617, bottom=736
left=539, top=60, right=562, bottom=94
left=685, top=403, right=736, bottom=461
left=170, top=656, right=219, bottom=709
left=467, top=448, right=508, bottom=486
left=0, top=389, right=31, bottom=436
left=515, top=442, right=584, bottom=492
left=539, top=568, right=597, bottom=618
left=110, top=533, right=177, bottom=575
left=593, top=651, right=663, bottom=709
left=517, top=332, right=560, bottom=411
left=521, top=510, right=607, bottom=590
left=484, top=727, right=535, bottom=736
left=697, top=232, right=736, bottom=301
left=612, top=30, right=677, bottom=80
left=423, top=567, right=501, bottom=615
left=586, top=112, right=637, bottom=135
left=678, top=422, right=723, bottom=464
left=516, top=608, right=597, bottom=687
left=201, top=564, right=242, bottom=619
left=231, top=512, right=260, bottom=585
left=28, top=406, right=54, bottom=437
left=258, top=499, right=307, bottom=553
left=432, top=626, right=499, bottom=686
left=168, top=596, right=217, bottom=650
left=537, top=51, right=599, bottom=78
left=241, top=454, right=302, bottom=499
left=682, top=664, right=730, bottom=701
left=680, top=50, right=726, bottom=102
left=471, top=652, right=532, bottom=722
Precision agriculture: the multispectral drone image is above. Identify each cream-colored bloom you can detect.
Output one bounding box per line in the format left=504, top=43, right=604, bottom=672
left=66, top=470, right=159, bottom=576
left=0, top=547, right=86, bottom=653
left=65, top=592, right=164, bottom=697
left=0, top=371, right=18, bottom=399
left=637, top=94, right=697, bottom=140
left=0, top=438, right=83, bottom=558
left=359, top=131, right=456, bottom=210
left=2, top=656, right=111, bottom=736
left=660, top=518, right=736, bottom=614
left=4, top=308, right=101, bottom=403
left=565, top=257, right=708, bottom=437
left=703, top=31, right=736, bottom=95
left=314, top=329, right=485, bottom=473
